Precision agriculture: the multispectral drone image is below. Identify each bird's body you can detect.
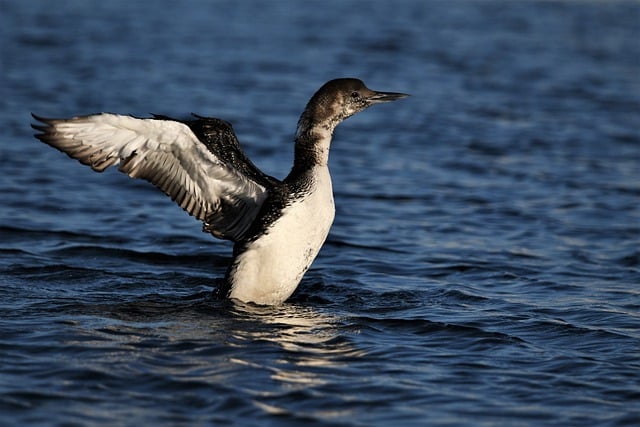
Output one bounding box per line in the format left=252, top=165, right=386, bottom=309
left=226, top=164, right=335, bottom=304
left=32, top=78, right=407, bottom=305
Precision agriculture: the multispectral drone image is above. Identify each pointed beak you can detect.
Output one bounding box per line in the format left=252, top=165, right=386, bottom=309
left=367, top=91, right=410, bottom=104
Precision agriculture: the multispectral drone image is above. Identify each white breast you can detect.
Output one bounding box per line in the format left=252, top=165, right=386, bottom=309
left=228, top=166, right=335, bottom=305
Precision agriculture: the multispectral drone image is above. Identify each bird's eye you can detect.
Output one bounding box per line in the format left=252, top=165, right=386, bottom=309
left=351, top=91, right=360, bottom=99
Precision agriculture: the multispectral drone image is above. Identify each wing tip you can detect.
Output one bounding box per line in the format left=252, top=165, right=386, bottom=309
left=31, top=113, right=55, bottom=142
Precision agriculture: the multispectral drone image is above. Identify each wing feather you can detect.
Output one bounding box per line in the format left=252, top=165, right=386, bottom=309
left=32, top=113, right=274, bottom=242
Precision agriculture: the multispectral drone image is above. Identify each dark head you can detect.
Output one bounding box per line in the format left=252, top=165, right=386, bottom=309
left=296, top=78, right=409, bottom=137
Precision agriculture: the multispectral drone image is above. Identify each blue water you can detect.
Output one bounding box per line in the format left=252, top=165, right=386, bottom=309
left=1, top=1, right=639, bottom=425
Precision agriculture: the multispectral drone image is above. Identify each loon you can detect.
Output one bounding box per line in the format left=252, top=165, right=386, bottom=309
left=32, top=78, right=408, bottom=305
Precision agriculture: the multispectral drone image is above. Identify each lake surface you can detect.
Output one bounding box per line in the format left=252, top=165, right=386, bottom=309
left=1, top=1, right=639, bottom=426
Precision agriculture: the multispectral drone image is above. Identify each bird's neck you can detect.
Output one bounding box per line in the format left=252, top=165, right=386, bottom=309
left=291, top=116, right=335, bottom=173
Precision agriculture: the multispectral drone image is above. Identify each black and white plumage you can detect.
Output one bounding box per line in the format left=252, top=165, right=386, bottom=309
left=32, top=78, right=408, bottom=305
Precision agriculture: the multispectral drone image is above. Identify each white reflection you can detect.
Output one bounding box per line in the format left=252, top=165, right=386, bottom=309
left=62, top=295, right=364, bottom=421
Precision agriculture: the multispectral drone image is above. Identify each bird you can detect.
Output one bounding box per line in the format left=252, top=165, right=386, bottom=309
left=32, top=78, right=408, bottom=305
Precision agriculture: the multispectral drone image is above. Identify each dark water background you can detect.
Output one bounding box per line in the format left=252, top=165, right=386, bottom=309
left=1, top=1, right=639, bottom=425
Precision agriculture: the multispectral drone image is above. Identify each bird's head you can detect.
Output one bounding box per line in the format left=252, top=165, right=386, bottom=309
left=297, top=78, right=409, bottom=137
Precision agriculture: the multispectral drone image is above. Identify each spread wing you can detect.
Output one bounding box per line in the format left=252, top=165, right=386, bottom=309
left=32, top=113, right=279, bottom=242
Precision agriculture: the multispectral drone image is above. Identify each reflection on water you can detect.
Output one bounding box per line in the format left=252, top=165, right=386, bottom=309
left=59, top=295, right=365, bottom=415
left=223, top=302, right=367, bottom=419
left=227, top=302, right=365, bottom=386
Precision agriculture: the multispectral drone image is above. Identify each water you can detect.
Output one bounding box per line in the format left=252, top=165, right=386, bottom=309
left=1, top=0, right=639, bottom=425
